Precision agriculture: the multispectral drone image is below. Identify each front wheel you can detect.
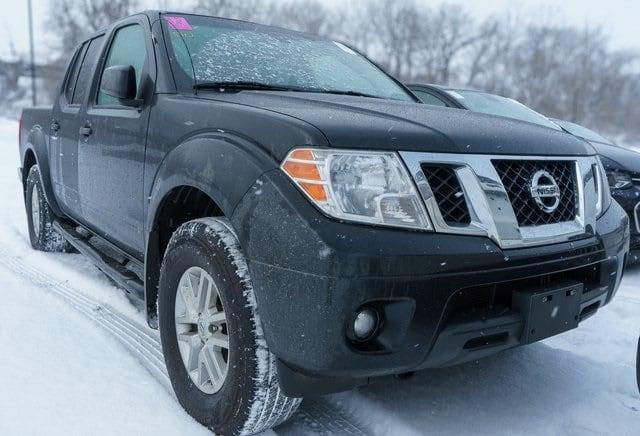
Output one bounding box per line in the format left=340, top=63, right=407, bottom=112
left=158, top=218, right=300, bottom=435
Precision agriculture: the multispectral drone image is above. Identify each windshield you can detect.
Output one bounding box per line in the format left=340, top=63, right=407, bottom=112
left=447, top=90, right=561, bottom=130
left=162, top=14, right=413, bottom=101
left=553, top=120, right=614, bottom=145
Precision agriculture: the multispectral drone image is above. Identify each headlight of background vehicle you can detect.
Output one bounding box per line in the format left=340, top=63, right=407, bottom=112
left=606, top=170, right=633, bottom=189
left=281, top=148, right=432, bottom=230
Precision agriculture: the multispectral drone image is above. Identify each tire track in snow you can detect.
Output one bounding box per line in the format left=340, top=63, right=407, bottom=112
left=0, top=248, right=372, bottom=435
left=278, top=397, right=371, bottom=435
left=0, top=249, right=171, bottom=392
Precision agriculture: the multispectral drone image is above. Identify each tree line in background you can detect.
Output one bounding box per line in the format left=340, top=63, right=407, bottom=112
left=3, top=0, right=639, bottom=144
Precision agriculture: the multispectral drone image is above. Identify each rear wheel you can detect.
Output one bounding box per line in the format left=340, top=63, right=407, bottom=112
left=25, top=165, right=72, bottom=252
left=158, top=218, right=301, bottom=435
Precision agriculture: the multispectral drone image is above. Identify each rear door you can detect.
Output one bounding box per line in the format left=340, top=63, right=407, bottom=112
left=50, top=36, right=104, bottom=220
left=78, top=16, right=155, bottom=258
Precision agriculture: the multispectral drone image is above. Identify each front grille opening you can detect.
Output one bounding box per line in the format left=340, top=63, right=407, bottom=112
left=493, top=160, right=578, bottom=226
left=421, top=164, right=471, bottom=226
left=442, top=263, right=601, bottom=327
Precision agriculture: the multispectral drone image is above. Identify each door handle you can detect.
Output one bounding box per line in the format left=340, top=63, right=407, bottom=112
left=79, top=124, right=93, bottom=137
left=50, top=121, right=60, bottom=132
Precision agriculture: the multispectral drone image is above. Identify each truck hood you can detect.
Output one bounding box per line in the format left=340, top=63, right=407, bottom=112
left=207, top=91, right=595, bottom=156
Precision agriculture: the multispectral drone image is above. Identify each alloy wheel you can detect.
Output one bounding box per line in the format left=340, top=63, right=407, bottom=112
left=174, top=266, right=229, bottom=394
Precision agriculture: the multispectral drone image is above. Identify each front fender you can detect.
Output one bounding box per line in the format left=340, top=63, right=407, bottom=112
left=22, top=125, right=64, bottom=217
left=146, top=131, right=277, bottom=231
left=143, top=131, right=278, bottom=324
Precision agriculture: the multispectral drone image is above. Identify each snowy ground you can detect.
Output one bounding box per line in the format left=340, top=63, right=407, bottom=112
left=0, top=117, right=639, bottom=435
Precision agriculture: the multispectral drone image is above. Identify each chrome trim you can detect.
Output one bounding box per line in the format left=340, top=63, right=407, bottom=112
left=400, top=152, right=599, bottom=249
left=593, top=163, right=603, bottom=216
left=634, top=202, right=640, bottom=234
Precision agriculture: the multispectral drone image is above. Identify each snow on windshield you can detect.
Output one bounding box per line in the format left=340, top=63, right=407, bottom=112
left=164, top=15, right=412, bottom=101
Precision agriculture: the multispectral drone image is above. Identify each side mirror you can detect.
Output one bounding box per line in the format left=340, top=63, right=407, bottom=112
left=100, top=65, right=140, bottom=106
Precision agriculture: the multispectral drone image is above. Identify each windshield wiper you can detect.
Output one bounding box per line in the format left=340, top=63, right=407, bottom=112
left=193, top=82, right=384, bottom=99
left=193, top=81, right=294, bottom=91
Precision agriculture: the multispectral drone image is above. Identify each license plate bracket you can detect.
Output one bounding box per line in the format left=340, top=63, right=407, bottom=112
left=512, top=281, right=583, bottom=344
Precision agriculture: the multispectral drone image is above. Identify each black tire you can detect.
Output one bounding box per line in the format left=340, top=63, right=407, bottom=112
left=25, top=166, right=72, bottom=253
left=158, top=218, right=301, bottom=435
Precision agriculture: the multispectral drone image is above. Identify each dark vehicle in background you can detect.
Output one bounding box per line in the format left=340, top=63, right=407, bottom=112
left=407, top=83, right=562, bottom=130
left=551, top=119, right=640, bottom=262
left=18, top=12, right=629, bottom=435
left=408, top=84, right=640, bottom=263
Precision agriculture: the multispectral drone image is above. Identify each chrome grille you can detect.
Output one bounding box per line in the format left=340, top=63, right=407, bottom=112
left=493, top=160, right=577, bottom=226
left=421, top=165, right=471, bottom=226
left=400, top=152, right=597, bottom=249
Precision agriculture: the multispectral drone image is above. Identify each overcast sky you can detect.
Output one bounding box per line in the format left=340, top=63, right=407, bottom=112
left=2, top=0, right=639, bottom=59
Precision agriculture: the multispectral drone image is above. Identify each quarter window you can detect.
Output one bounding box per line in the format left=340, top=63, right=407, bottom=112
left=97, top=24, right=147, bottom=106
left=72, top=36, right=105, bottom=105
left=64, top=43, right=87, bottom=103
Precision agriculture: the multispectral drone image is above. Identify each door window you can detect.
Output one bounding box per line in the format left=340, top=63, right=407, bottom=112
left=72, top=36, right=105, bottom=105
left=97, top=24, right=147, bottom=106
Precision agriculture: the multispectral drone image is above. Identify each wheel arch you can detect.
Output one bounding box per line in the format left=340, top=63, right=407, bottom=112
left=143, top=133, right=275, bottom=325
left=144, top=184, right=225, bottom=325
left=21, top=126, right=64, bottom=216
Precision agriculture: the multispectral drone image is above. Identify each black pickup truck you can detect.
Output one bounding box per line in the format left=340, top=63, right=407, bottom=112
left=19, top=11, right=630, bottom=435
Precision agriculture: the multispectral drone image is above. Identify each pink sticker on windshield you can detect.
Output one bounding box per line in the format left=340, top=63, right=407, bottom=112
left=165, top=16, right=193, bottom=31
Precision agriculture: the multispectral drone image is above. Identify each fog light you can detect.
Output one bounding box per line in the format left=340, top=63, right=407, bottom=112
left=353, top=308, right=378, bottom=340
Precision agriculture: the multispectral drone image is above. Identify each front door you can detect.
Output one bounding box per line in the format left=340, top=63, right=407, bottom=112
left=78, top=17, right=155, bottom=258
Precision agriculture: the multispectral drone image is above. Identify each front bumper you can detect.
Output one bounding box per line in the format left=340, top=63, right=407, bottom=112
left=232, top=170, right=630, bottom=396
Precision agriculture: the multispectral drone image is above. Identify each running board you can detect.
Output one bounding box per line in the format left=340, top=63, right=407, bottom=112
left=52, top=221, right=145, bottom=304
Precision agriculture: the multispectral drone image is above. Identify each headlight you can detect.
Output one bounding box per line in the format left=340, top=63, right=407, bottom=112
left=281, top=148, right=432, bottom=230
left=594, top=157, right=612, bottom=217
left=606, top=170, right=633, bottom=189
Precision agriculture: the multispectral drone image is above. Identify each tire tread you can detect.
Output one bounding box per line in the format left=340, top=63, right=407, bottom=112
left=164, top=218, right=300, bottom=435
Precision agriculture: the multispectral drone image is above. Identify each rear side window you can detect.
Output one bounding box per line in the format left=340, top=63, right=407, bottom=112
left=97, top=24, right=147, bottom=106
left=72, top=36, right=105, bottom=105
left=413, top=90, right=448, bottom=107
left=64, top=43, right=87, bottom=103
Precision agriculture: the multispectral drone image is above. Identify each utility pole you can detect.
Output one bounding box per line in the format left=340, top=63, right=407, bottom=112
left=27, top=0, right=37, bottom=106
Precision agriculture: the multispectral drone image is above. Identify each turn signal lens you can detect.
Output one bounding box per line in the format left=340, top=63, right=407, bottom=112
left=300, top=182, right=328, bottom=202
left=289, top=149, right=315, bottom=161
left=281, top=150, right=328, bottom=203
left=281, top=148, right=432, bottom=230
left=282, top=161, right=322, bottom=181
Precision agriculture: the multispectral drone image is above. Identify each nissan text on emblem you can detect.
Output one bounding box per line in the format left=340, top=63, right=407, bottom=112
left=530, top=170, right=561, bottom=213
